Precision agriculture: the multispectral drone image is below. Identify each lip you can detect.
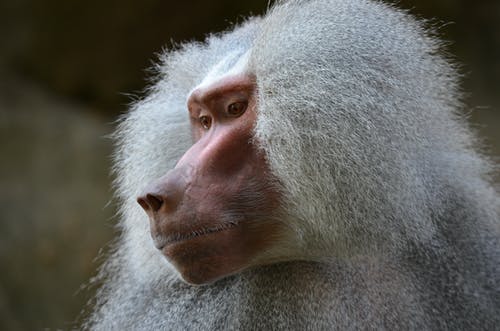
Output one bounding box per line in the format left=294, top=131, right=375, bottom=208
left=155, top=221, right=239, bottom=250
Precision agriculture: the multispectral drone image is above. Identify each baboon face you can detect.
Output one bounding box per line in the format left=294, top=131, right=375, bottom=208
left=138, top=74, right=283, bottom=284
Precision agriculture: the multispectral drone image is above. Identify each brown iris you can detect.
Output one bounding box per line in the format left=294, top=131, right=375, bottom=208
left=227, top=102, right=247, bottom=117
left=199, top=116, right=212, bottom=130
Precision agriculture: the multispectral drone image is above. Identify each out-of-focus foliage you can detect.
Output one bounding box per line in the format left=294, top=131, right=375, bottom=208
left=0, top=0, right=498, bottom=329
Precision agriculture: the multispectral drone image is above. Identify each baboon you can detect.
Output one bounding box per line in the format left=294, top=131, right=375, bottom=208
left=85, top=0, right=500, bottom=329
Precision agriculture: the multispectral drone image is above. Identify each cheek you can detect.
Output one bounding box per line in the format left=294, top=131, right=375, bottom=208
left=144, top=133, right=284, bottom=284
left=149, top=146, right=284, bottom=285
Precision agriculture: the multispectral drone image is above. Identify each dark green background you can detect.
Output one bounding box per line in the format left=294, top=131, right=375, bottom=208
left=1, top=1, right=499, bottom=329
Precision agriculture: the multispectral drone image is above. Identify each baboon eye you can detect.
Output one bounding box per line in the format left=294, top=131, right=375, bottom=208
left=199, top=116, right=212, bottom=130
left=227, top=102, right=247, bottom=117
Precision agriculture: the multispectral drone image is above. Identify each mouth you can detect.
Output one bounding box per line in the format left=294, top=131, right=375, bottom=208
left=154, top=221, right=239, bottom=249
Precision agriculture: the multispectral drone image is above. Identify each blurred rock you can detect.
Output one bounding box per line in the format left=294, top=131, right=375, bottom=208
left=0, top=75, right=115, bottom=330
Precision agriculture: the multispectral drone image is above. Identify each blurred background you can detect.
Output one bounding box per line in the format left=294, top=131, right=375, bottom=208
left=0, top=0, right=498, bottom=329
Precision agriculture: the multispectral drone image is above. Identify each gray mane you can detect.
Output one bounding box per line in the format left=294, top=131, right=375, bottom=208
left=84, top=1, right=500, bottom=329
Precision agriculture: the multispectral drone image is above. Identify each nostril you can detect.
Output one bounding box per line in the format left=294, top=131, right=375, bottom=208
left=137, top=197, right=150, bottom=211
left=137, top=194, right=164, bottom=212
left=147, top=194, right=163, bottom=212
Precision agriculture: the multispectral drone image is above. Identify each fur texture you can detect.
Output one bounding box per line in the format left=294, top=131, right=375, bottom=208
left=85, top=0, right=500, bottom=329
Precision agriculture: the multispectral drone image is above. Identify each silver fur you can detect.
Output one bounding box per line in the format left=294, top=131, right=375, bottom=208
left=84, top=0, right=500, bottom=329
